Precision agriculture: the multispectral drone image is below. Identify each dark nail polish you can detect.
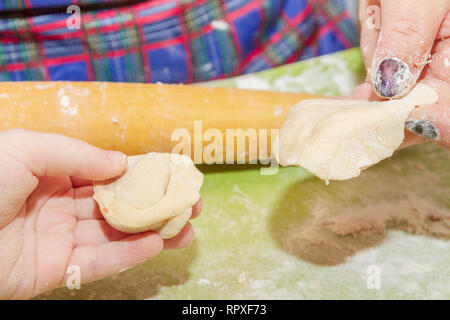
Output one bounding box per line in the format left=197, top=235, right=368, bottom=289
left=373, top=57, right=413, bottom=99
left=405, top=120, right=440, bottom=140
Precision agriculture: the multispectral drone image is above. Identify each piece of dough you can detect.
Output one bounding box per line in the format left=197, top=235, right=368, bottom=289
left=93, top=153, right=203, bottom=239
left=274, top=84, right=439, bottom=180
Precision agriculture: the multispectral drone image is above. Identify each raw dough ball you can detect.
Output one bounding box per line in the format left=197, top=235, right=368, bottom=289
left=274, top=84, right=439, bottom=180
left=93, top=153, right=203, bottom=239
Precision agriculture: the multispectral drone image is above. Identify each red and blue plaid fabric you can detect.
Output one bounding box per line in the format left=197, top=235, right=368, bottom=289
left=0, top=0, right=358, bottom=83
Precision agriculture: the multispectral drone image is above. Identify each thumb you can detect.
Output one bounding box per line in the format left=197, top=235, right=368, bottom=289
left=370, top=0, right=449, bottom=98
left=0, top=129, right=127, bottom=181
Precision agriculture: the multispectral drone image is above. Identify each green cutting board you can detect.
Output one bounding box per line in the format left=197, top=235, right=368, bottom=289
left=38, top=48, right=450, bottom=300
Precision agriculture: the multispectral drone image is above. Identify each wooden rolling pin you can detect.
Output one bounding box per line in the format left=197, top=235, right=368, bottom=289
left=0, top=81, right=320, bottom=163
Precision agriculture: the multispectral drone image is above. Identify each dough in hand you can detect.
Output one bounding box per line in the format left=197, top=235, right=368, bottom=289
left=93, top=153, right=203, bottom=239
left=274, top=84, right=439, bottom=180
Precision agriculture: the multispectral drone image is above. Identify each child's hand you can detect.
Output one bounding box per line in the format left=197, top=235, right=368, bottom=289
left=0, top=129, right=201, bottom=299
left=351, top=0, right=450, bottom=150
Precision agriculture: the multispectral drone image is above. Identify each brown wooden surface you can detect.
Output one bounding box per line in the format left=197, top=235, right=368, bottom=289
left=0, top=81, right=320, bottom=161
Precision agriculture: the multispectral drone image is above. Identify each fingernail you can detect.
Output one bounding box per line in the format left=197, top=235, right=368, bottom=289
left=107, top=151, right=126, bottom=167
left=373, top=57, right=413, bottom=98
left=405, top=120, right=440, bottom=140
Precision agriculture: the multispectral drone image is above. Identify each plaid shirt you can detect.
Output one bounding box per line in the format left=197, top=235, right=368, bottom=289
left=0, top=0, right=358, bottom=83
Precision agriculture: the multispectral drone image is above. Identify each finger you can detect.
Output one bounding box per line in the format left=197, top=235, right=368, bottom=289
left=420, top=79, right=450, bottom=106
left=437, top=10, right=450, bottom=39
left=425, top=38, right=450, bottom=95
left=345, top=82, right=383, bottom=100
left=74, top=186, right=104, bottom=220
left=163, top=222, right=195, bottom=250
left=67, top=232, right=163, bottom=283
left=190, top=198, right=203, bottom=219
left=406, top=104, right=450, bottom=150
left=71, top=176, right=92, bottom=188
left=74, top=219, right=129, bottom=245
left=370, top=0, right=449, bottom=98
left=399, top=129, right=427, bottom=149
left=359, top=0, right=381, bottom=78
left=0, top=129, right=127, bottom=181
left=402, top=78, right=449, bottom=150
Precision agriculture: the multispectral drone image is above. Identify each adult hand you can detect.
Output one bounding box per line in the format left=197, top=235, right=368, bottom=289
left=351, top=0, right=450, bottom=150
